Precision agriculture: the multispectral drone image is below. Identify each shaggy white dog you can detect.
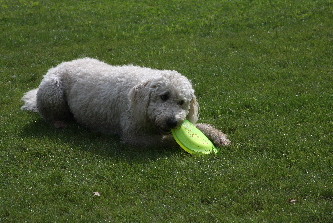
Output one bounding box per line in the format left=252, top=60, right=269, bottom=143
left=21, top=58, right=230, bottom=147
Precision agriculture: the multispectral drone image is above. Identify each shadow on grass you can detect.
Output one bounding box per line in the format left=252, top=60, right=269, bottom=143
left=20, top=118, right=181, bottom=163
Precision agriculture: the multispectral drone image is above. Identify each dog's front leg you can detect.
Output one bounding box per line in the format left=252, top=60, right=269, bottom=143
left=195, top=123, right=231, bottom=147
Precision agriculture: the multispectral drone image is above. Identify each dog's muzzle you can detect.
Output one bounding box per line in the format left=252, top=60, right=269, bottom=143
left=161, top=117, right=184, bottom=133
left=155, top=117, right=184, bottom=133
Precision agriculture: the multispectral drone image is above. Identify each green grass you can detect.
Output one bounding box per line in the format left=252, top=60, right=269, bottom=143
left=1, top=0, right=333, bottom=221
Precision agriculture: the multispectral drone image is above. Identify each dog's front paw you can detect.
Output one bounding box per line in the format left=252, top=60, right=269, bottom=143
left=195, top=123, right=230, bottom=147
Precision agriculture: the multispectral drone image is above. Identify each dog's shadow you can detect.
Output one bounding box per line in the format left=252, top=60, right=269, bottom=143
left=20, top=119, right=181, bottom=163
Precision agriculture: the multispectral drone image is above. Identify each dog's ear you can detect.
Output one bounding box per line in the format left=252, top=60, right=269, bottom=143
left=129, top=81, right=150, bottom=104
left=128, top=81, right=152, bottom=123
left=187, top=95, right=199, bottom=124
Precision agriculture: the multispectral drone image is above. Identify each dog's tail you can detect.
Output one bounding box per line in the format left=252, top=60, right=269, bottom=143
left=21, top=88, right=39, bottom=112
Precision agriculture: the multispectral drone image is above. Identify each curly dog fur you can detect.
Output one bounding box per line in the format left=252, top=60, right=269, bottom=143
left=21, top=58, right=230, bottom=147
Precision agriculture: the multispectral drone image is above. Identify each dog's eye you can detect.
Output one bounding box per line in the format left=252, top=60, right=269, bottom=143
left=160, top=93, right=169, bottom=101
left=178, top=100, right=184, bottom=106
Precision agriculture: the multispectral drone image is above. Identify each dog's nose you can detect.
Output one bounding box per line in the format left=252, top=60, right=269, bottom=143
left=166, top=118, right=178, bottom=129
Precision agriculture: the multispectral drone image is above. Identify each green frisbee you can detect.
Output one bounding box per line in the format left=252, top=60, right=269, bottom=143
left=171, top=120, right=218, bottom=155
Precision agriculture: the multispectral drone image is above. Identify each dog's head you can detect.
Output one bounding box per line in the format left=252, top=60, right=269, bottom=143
left=128, top=71, right=198, bottom=133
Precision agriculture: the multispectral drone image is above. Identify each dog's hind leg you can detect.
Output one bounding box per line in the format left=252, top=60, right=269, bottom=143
left=36, top=76, right=72, bottom=129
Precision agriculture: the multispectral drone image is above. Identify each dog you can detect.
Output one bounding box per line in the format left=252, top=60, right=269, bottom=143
left=21, top=58, right=230, bottom=147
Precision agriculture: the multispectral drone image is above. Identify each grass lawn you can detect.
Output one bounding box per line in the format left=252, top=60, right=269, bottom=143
left=1, top=0, right=333, bottom=221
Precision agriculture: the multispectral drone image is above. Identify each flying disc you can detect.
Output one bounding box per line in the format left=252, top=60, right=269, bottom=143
left=171, top=120, right=218, bottom=155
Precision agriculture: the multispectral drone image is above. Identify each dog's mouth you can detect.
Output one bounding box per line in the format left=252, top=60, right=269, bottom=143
left=159, top=127, right=177, bottom=134
left=158, top=118, right=184, bottom=133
